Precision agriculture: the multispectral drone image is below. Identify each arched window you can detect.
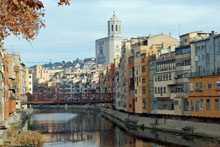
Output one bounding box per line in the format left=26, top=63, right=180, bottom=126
left=116, top=25, right=118, bottom=31
left=112, top=25, right=114, bottom=31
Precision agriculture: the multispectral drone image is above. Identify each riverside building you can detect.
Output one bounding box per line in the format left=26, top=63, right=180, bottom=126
left=96, top=13, right=122, bottom=65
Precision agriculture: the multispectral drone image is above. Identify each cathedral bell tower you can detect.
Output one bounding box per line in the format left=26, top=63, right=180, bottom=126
left=108, top=12, right=122, bottom=38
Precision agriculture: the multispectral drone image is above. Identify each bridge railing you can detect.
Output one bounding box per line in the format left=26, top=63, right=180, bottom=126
left=22, top=93, right=114, bottom=104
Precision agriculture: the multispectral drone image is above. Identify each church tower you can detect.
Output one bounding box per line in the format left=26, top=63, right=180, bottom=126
left=108, top=12, right=122, bottom=38
left=96, top=12, right=122, bottom=65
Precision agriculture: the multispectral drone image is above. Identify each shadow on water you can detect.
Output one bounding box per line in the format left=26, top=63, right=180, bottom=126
left=23, top=108, right=220, bottom=147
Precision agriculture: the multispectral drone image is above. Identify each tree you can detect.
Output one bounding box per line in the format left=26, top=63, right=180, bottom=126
left=0, top=0, right=70, bottom=41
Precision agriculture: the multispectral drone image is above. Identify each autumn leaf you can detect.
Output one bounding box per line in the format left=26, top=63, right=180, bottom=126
left=0, top=0, right=70, bottom=41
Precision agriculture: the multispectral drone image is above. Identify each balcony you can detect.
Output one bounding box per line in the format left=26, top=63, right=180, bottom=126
left=196, top=89, right=203, bottom=92
left=216, top=87, right=220, bottom=91
left=156, top=55, right=175, bottom=63
left=189, top=70, right=220, bottom=78
left=176, top=93, right=188, bottom=98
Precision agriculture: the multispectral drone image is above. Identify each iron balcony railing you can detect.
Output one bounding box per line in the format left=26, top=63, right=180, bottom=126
left=189, top=70, right=220, bottom=77
left=156, top=55, right=175, bottom=63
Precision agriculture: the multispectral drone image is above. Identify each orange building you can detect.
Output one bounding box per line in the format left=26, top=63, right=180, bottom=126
left=104, top=64, right=114, bottom=108
left=188, top=75, right=220, bottom=117
left=127, top=56, right=135, bottom=113
left=4, top=52, right=9, bottom=120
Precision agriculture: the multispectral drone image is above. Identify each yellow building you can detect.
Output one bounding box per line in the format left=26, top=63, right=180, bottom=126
left=188, top=75, right=220, bottom=118
left=33, top=65, right=50, bottom=84
left=25, top=68, right=29, bottom=93
left=134, top=34, right=178, bottom=114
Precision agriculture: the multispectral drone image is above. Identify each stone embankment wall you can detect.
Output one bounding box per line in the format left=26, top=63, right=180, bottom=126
left=100, top=107, right=220, bottom=138
left=0, top=109, right=33, bottom=145
left=32, top=104, right=99, bottom=111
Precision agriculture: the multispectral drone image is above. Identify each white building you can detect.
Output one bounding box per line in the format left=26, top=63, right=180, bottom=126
left=96, top=13, right=122, bottom=65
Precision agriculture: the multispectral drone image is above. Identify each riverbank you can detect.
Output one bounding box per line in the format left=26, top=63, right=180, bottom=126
left=31, top=105, right=220, bottom=139
left=100, top=107, right=220, bottom=139
left=0, top=108, right=33, bottom=145
left=30, top=104, right=220, bottom=146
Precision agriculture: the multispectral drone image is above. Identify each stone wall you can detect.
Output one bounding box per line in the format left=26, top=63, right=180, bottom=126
left=100, top=107, right=220, bottom=138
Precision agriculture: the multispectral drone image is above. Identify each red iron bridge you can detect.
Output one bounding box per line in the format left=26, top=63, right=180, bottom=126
left=21, top=93, right=114, bottom=105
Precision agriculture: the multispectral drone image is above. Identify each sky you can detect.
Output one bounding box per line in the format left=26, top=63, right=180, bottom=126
left=3, top=0, right=220, bottom=67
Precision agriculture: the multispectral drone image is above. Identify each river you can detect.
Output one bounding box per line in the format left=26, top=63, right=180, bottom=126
left=23, top=108, right=220, bottom=147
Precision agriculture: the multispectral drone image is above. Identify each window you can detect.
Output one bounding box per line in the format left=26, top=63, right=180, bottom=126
left=200, top=82, right=203, bottom=90
left=206, top=99, right=210, bottom=111
left=155, top=75, right=157, bottom=81
left=195, top=100, right=199, bottom=112
left=169, top=73, right=171, bottom=80
left=142, top=66, right=146, bottom=72
left=200, top=99, right=203, bottom=109
left=215, top=99, right=219, bottom=110
left=217, top=81, right=220, bottom=88
left=166, top=74, right=168, bottom=81
left=164, top=87, right=166, bottom=93
left=196, top=82, right=199, bottom=90
left=190, top=83, right=193, bottom=91
left=112, top=25, right=114, bottom=31
left=116, top=25, right=118, bottom=31
left=155, top=87, right=157, bottom=93
left=208, top=83, right=212, bottom=89
left=184, top=101, right=189, bottom=111
left=142, top=55, right=145, bottom=62
left=142, top=87, right=146, bottom=94
left=142, top=77, right=146, bottom=83
left=191, top=100, right=194, bottom=111
left=136, top=51, right=140, bottom=57
left=142, top=99, right=146, bottom=109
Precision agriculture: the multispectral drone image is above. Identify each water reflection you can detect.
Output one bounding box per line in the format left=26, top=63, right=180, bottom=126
left=25, top=109, right=219, bottom=147
left=27, top=110, right=159, bottom=147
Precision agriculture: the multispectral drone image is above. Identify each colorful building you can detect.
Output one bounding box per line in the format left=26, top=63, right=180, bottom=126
left=0, top=48, right=4, bottom=122
left=149, top=55, right=157, bottom=114
left=154, top=46, right=176, bottom=115
left=188, top=75, right=220, bottom=117
left=3, top=50, right=9, bottom=120
left=113, top=57, right=120, bottom=110
left=175, top=31, right=210, bottom=115
left=188, top=31, right=220, bottom=118
left=134, top=34, right=178, bottom=114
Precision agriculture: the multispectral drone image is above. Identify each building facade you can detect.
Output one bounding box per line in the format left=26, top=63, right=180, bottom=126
left=188, top=75, right=220, bottom=117
left=0, top=48, right=4, bottom=122
left=175, top=31, right=210, bottom=115
left=154, top=46, right=176, bottom=115
left=96, top=13, right=122, bottom=65
left=188, top=31, right=220, bottom=118
left=134, top=34, right=178, bottom=114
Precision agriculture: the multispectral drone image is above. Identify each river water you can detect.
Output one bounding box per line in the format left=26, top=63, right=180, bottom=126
left=23, top=109, right=220, bottom=147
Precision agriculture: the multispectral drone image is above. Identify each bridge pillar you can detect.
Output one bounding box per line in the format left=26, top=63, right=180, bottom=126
left=65, top=104, right=68, bottom=110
